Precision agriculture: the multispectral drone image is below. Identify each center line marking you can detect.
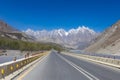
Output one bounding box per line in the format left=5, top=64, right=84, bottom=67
left=57, top=53, right=100, bottom=80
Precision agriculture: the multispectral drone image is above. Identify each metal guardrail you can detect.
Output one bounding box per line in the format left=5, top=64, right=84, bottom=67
left=0, top=53, right=45, bottom=79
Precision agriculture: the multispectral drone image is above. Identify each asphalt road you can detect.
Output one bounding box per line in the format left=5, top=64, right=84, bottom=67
left=17, top=51, right=120, bottom=80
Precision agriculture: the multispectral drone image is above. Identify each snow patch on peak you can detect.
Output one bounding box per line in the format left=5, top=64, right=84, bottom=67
left=24, top=26, right=98, bottom=49
left=24, top=26, right=96, bottom=37
left=24, top=28, right=35, bottom=35
left=68, top=28, right=76, bottom=34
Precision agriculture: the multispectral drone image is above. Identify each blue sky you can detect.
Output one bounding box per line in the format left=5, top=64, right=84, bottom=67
left=0, top=0, right=120, bottom=32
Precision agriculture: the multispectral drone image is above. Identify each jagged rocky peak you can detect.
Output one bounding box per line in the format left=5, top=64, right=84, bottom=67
left=24, top=26, right=98, bottom=49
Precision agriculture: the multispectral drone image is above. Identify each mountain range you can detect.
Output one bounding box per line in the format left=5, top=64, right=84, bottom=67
left=24, top=26, right=98, bottom=49
left=1, top=20, right=120, bottom=54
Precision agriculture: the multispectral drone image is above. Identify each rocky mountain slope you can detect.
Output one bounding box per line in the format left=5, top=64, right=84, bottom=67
left=85, top=20, right=120, bottom=54
left=24, top=26, right=98, bottom=49
left=0, top=20, right=34, bottom=41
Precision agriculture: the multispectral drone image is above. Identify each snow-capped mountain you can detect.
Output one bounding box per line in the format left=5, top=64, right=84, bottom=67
left=24, top=26, right=98, bottom=49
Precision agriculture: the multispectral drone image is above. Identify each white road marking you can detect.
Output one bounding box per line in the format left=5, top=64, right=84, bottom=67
left=57, top=53, right=100, bottom=80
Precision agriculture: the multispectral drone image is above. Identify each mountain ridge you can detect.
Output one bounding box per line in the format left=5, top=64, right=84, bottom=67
left=0, top=20, right=34, bottom=41
left=24, top=26, right=98, bottom=49
left=0, top=20, right=19, bottom=33
left=85, top=20, right=120, bottom=54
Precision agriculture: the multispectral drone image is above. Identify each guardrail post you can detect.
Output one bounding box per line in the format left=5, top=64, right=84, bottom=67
left=10, top=65, right=14, bottom=74
left=1, top=68, right=5, bottom=79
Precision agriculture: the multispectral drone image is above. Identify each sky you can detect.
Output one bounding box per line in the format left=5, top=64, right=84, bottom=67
left=0, top=0, right=120, bottom=32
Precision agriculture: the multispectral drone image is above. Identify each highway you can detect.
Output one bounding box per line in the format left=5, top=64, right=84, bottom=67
left=16, top=51, right=120, bottom=80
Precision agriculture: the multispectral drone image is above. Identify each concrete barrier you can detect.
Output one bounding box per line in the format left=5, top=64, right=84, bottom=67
left=78, top=54, right=120, bottom=65
left=0, top=51, right=48, bottom=79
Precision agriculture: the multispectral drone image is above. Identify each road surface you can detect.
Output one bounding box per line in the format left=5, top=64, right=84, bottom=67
left=16, top=51, right=120, bottom=80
